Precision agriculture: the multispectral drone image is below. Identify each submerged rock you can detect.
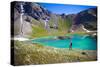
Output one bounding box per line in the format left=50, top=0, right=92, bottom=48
left=57, top=36, right=67, bottom=40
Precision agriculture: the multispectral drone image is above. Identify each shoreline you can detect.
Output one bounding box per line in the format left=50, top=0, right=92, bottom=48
left=13, top=41, right=97, bottom=65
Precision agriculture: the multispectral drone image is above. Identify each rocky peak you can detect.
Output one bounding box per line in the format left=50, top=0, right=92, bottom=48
left=72, top=7, right=97, bottom=31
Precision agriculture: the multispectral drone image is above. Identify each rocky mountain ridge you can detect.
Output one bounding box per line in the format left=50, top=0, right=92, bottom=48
left=11, top=1, right=97, bottom=38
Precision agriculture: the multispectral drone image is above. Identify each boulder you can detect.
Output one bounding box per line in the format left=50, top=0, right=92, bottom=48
left=57, top=36, right=67, bottom=40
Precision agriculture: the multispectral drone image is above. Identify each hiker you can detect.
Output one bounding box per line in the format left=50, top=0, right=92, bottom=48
left=69, top=37, right=72, bottom=50
left=69, top=42, right=72, bottom=50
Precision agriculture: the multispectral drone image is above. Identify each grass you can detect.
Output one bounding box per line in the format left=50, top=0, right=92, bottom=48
left=27, top=16, right=91, bottom=39
left=29, top=16, right=74, bottom=38
left=13, top=41, right=97, bottom=65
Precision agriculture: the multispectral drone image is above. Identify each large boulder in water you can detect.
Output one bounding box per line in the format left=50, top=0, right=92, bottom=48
left=57, top=36, right=67, bottom=40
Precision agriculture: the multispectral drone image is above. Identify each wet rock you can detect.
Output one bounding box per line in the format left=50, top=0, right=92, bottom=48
left=57, top=36, right=67, bottom=40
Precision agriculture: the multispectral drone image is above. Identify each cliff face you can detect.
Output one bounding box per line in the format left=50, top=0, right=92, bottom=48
left=13, top=2, right=51, bottom=37
left=14, top=2, right=51, bottom=20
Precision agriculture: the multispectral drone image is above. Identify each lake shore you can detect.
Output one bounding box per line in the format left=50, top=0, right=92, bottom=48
left=13, top=40, right=97, bottom=65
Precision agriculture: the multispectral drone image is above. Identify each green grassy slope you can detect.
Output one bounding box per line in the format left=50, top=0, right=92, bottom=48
left=13, top=41, right=97, bottom=65
left=30, top=16, right=73, bottom=38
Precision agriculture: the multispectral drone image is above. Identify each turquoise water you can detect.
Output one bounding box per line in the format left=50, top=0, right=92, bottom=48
left=32, top=35, right=97, bottom=50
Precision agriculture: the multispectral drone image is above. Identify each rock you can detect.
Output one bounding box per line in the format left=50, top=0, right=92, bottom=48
left=14, top=11, right=32, bottom=37
left=57, top=36, right=67, bottom=40
left=21, top=21, right=32, bottom=36
left=81, top=52, right=87, bottom=55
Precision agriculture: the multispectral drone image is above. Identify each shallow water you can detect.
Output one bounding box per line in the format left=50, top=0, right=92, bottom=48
left=32, top=35, right=97, bottom=50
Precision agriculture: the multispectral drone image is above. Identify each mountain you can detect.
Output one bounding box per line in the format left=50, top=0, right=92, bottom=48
left=12, top=2, right=52, bottom=37
left=12, top=2, right=73, bottom=37
left=14, top=2, right=51, bottom=20
left=73, top=8, right=97, bottom=31
left=12, top=1, right=97, bottom=38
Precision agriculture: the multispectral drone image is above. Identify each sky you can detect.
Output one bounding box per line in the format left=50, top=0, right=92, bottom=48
left=38, top=3, right=96, bottom=15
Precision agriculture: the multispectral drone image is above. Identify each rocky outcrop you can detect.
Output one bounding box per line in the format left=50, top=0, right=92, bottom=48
left=74, top=8, right=97, bottom=31
left=14, top=14, right=32, bottom=37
